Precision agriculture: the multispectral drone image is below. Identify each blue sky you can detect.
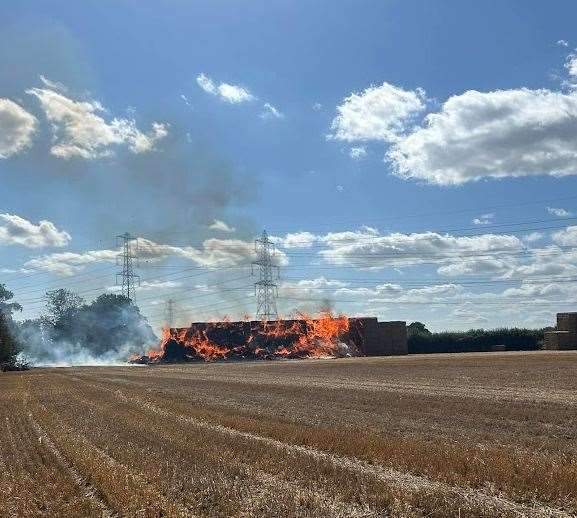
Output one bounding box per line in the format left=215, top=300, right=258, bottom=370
left=2, top=1, right=577, bottom=332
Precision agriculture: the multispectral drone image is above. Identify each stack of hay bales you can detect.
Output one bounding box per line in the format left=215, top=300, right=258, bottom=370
left=352, top=318, right=407, bottom=355
left=544, top=313, right=577, bottom=350
left=378, top=321, right=408, bottom=355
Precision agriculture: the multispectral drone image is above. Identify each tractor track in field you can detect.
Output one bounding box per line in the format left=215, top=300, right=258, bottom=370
left=87, top=369, right=577, bottom=406
left=26, top=411, right=118, bottom=518
left=76, top=375, right=571, bottom=518
left=22, top=378, right=199, bottom=518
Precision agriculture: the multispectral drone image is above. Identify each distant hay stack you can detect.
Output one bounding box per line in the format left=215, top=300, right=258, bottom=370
left=543, top=313, right=577, bottom=350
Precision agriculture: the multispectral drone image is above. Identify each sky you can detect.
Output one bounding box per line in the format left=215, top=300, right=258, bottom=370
left=2, top=0, right=577, bottom=332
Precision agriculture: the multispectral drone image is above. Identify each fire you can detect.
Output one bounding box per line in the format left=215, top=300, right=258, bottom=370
left=276, top=312, right=350, bottom=358
left=172, top=327, right=229, bottom=361
left=133, top=312, right=356, bottom=364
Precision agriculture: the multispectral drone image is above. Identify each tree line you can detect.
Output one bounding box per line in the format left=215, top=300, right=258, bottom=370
left=407, top=321, right=547, bottom=354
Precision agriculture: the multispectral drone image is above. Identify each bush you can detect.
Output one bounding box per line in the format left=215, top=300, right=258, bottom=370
left=408, top=327, right=544, bottom=354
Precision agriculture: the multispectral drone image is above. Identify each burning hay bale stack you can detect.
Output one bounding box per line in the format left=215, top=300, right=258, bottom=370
left=130, top=314, right=407, bottom=364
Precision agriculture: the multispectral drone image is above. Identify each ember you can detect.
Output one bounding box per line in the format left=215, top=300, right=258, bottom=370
left=130, top=314, right=407, bottom=364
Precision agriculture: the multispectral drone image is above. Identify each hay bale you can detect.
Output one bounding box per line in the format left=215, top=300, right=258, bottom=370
left=557, top=313, right=577, bottom=333
left=544, top=330, right=576, bottom=350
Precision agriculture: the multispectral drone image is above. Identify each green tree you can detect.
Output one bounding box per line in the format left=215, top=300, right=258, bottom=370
left=407, top=321, right=431, bottom=337
left=44, top=289, right=85, bottom=326
left=0, top=284, right=23, bottom=370
left=19, top=290, right=157, bottom=364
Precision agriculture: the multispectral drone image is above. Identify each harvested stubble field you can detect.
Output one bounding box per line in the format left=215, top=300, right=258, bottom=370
left=1, top=351, right=577, bottom=517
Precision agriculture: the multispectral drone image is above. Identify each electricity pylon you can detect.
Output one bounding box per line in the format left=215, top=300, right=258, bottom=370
left=116, top=232, right=140, bottom=300
left=251, top=230, right=279, bottom=321
left=165, top=298, right=175, bottom=328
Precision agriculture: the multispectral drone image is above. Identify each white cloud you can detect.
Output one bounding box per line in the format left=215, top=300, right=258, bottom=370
left=506, top=245, right=577, bottom=278
left=0, top=99, right=37, bottom=158
left=451, top=306, right=489, bottom=324
left=437, top=257, right=514, bottom=277
left=275, top=232, right=317, bottom=249
left=312, top=102, right=323, bottom=111
left=260, top=102, right=283, bottom=119
left=388, top=88, right=577, bottom=185
left=472, top=213, right=495, bottom=225
left=318, top=228, right=522, bottom=269
left=107, top=280, right=181, bottom=292
left=0, top=214, right=70, bottom=248
left=557, top=40, right=569, bottom=48
left=209, top=219, right=235, bottom=233
left=24, top=236, right=282, bottom=276
left=349, top=146, right=367, bottom=160
left=552, top=226, right=577, bottom=246
left=137, top=237, right=272, bottom=268
left=565, top=53, right=577, bottom=78
left=436, top=240, right=577, bottom=280
left=196, top=73, right=255, bottom=104
left=39, top=75, right=68, bottom=92
left=547, top=206, right=573, bottom=217
left=328, top=82, right=426, bottom=142
left=522, top=232, right=544, bottom=243
left=500, top=281, right=574, bottom=301
left=272, top=226, right=577, bottom=287
left=332, top=282, right=464, bottom=305
left=27, top=87, right=168, bottom=159
left=336, top=185, right=344, bottom=192
left=25, top=249, right=118, bottom=276
left=280, top=277, right=349, bottom=298
left=180, top=94, right=193, bottom=108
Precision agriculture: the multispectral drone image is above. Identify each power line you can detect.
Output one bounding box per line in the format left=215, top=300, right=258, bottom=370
left=132, top=193, right=577, bottom=239
left=277, top=296, right=577, bottom=306
left=265, top=193, right=577, bottom=232
left=280, top=275, right=577, bottom=287
left=140, top=284, right=254, bottom=315
left=146, top=297, right=253, bottom=326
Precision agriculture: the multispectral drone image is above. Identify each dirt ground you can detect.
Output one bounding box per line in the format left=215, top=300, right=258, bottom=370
left=1, top=350, right=576, bottom=517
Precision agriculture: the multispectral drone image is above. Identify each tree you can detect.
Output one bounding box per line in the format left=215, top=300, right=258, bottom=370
left=0, top=284, right=23, bottom=371
left=0, top=284, right=22, bottom=316
left=407, top=321, right=431, bottom=337
left=44, top=289, right=85, bottom=326
left=79, top=293, right=156, bottom=356
left=18, top=290, right=157, bottom=364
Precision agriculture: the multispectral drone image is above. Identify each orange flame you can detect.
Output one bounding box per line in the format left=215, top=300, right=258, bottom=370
left=135, top=312, right=353, bottom=364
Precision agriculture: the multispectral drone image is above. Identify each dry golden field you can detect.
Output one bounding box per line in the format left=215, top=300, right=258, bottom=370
left=1, top=351, right=576, bottom=517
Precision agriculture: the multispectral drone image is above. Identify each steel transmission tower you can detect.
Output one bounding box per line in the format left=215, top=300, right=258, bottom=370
left=165, top=298, right=175, bottom=328
left=116, top=232, right=140, bottom=300
left=252, top=230, right=279, bottom=321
